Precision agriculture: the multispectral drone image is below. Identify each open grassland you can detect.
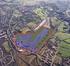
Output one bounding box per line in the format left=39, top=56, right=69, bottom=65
left=59, top=41, right=70, bottom=57
left=56, top=32, right=70, bottom=57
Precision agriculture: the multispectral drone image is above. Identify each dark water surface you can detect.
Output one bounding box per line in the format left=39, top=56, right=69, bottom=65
left=16, top=28, right=48, bottom=51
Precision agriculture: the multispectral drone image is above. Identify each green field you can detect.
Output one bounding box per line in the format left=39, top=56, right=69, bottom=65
left=56, top=32, right=70, bottom=57
left=59, top=41, right=70, bottom=57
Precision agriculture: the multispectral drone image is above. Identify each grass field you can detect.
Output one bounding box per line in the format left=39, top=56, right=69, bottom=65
left=59, top=41, right=70, bottom=57
left=56, top=32, right=70, bottom=57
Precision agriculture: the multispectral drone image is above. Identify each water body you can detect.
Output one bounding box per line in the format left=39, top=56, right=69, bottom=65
left=16, top=28, right=48, bottom=51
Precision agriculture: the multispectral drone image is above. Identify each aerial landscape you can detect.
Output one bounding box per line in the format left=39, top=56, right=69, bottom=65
left=0, top=0, right=70, bottom=66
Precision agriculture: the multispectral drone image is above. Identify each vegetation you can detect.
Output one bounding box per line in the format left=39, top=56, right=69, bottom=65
left=59, top=41, right=70, bottom=57
left=53, top=18, right=70, bottom=57
left=33, top=8, right=47, bottom=20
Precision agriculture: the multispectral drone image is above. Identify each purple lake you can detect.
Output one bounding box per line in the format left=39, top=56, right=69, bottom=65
left=16, top=28, right=48, bottom=51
